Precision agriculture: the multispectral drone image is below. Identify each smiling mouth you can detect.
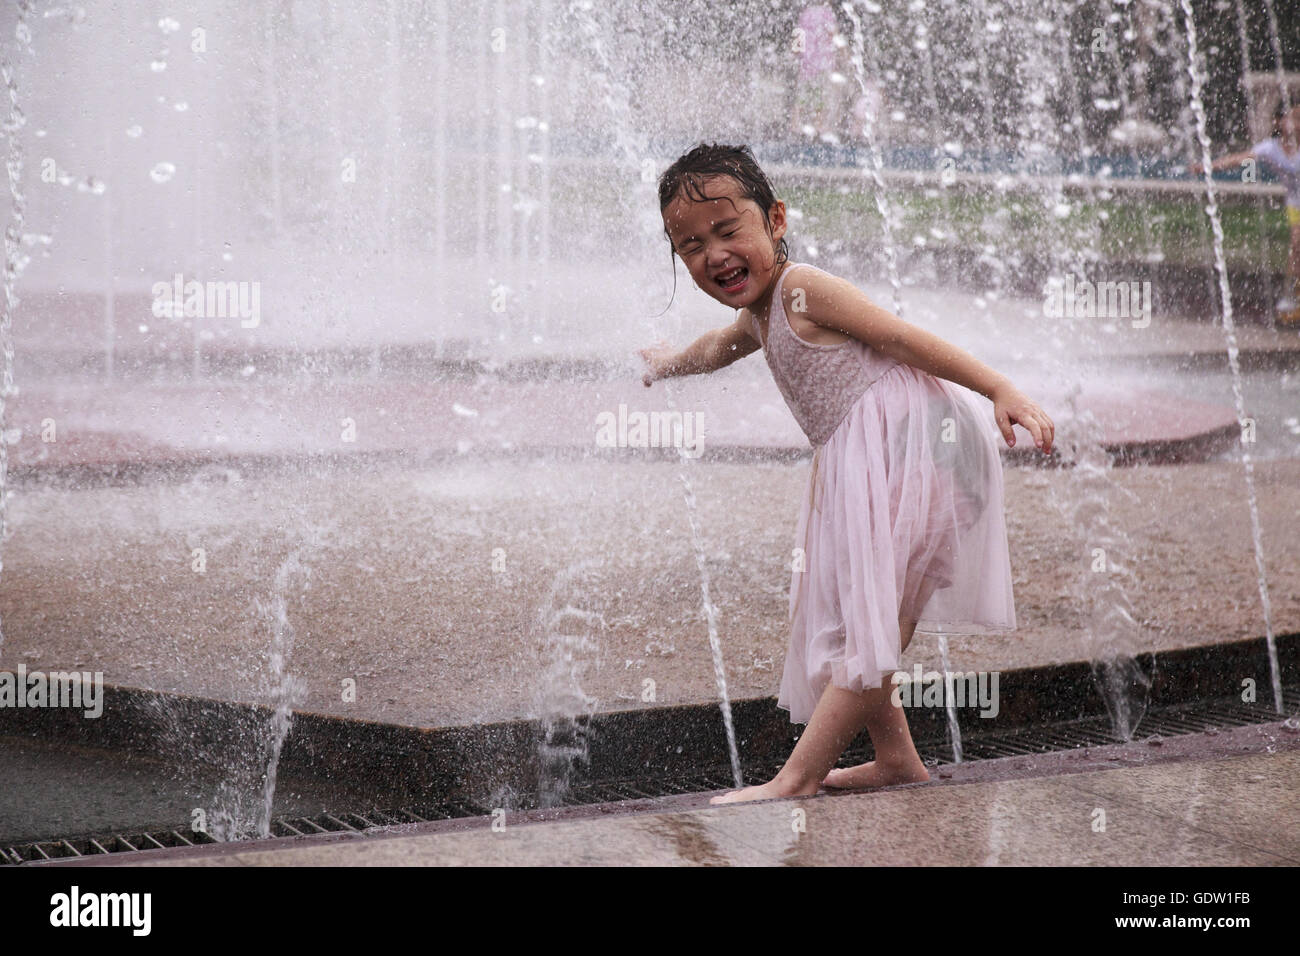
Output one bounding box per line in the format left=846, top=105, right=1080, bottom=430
left=715, top=266, right=748, bottom=292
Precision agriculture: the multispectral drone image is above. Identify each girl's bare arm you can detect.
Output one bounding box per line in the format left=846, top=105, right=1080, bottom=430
left=785, top=265, right=1055, bottom=451
left=640, top=311, right=760, bottom=385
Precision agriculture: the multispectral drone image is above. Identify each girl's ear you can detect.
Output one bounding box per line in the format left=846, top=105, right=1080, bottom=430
left=768, top=199, right=788, bottom=242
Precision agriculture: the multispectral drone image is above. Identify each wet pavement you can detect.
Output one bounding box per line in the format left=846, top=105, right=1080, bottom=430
left=36, top=719, right=1300, bottom=867
left=4, top=280, right=1299, bottom=863
left=3, top=455, right=1298, bottom=728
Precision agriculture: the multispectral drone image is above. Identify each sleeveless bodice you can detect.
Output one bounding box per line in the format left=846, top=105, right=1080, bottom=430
left=752, top=263, right=900, bottom=447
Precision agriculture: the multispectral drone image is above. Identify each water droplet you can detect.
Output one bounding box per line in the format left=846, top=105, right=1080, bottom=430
left=150, top=60, right=167, bottom=72
left=150, top=162, right=176, bottom=183
left=158, top=16, right=180, bottom=34
left=2, top=104, right=26, bottom=133
left=173, top=101, right=188, bottom=112
left=43, top=7, right=87, bottom=25
left=126, top=124, right=143, bottom=138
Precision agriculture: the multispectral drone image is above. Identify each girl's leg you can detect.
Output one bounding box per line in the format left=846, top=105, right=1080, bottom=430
left=820, top=617, right=931, bottom=790
left=821, top=571, right=944, bottom=791
left=708, top=616, right=930, bottom=806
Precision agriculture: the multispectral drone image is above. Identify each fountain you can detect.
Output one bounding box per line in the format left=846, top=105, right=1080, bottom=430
left=0, top=0, right=1297, bottom=860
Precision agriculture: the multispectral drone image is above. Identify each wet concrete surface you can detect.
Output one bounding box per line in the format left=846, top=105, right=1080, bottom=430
left=3, top=455, right=1298, bottom=730
left=38, top=719, right=1300, bottom=867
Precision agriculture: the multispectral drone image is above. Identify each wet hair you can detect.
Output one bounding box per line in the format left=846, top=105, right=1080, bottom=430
left=656, top=143, right=788, bottom=308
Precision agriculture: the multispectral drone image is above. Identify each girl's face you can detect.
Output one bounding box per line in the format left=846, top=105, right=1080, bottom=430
left=662, top=174, right=787, bottom=310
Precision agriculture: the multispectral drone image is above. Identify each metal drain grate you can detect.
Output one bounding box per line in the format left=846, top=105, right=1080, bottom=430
left=0, top=828, right=216, bottom=865
left=904, top=687, right=1300, bottom=765
left=4, top=687, right=1296, bottom=864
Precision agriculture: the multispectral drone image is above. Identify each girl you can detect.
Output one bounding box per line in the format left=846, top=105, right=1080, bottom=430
left=1191, top=104, right=1300, bottom=323
left=639, top=143, right=1054, bottom=805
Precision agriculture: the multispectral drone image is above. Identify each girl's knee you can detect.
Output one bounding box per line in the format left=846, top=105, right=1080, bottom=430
left=899, top=617, right=919, bottom=653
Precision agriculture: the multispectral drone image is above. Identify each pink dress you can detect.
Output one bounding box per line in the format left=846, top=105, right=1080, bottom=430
left=751, top=263, right=1017, bottom=724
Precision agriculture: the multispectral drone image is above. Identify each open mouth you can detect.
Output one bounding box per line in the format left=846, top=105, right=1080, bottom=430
left=715, top=266, right=748, bottom=293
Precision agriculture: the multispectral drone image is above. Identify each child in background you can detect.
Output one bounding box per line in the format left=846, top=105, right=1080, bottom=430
left=1193, top=104, right=1300, bottom=323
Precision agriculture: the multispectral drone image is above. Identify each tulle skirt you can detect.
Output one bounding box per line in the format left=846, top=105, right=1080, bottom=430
left=776, top=361, right=1017, bottom=724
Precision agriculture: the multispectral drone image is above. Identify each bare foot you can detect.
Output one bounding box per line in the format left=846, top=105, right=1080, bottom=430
left=709, top=778, right=819, bottom=805
left=822, top=758, right=930, bottom=791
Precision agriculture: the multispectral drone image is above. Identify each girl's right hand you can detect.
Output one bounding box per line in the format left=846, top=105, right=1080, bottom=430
left=992, top=381, right=1054, bottom=454
left=638, top=340, right=679, bottom=387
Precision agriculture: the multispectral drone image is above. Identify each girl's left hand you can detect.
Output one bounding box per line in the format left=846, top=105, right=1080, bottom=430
left=992, top=382, right=1054, bottom=453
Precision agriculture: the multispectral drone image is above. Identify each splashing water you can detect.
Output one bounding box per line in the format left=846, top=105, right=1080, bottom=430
left=209, top=547, right=310, bottom=841
left=0, top=1, right=33, bottom=666
left=1229, top=0, right=1275, bottom=284
left=534, top=559, right=603, bottom=808
left=256, top=548, right=309, bottom=836
left=1180, top=0, right=1282, bottom=714
left=563, top=0, right=743, bottom=785
left=662, top=382, right=743, bottom=788
left=843, top=2, right=903, bottom=316
left=1049, top=400, right=1151, bottom=739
